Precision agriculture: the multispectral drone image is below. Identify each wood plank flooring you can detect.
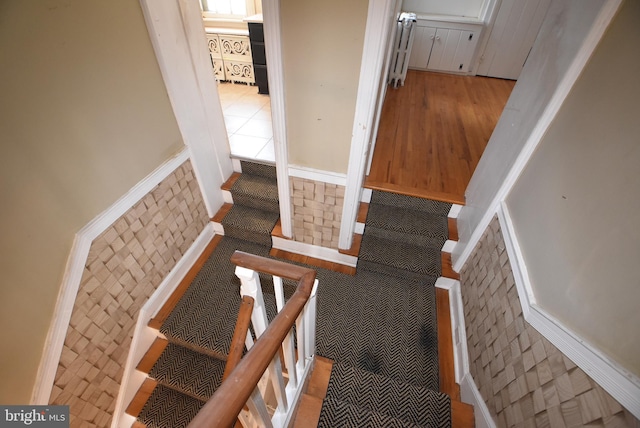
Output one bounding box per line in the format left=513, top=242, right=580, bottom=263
left=367, top=70, right=514, bottom=204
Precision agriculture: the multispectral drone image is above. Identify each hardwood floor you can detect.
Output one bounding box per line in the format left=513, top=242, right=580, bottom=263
left=367, top=70, right=515, bottom=204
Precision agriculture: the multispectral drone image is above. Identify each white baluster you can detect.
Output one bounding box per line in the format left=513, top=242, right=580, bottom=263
left=267, top=354, right=288, bottom=415
left=246, top=387, right=273, bottom=428
left=303, top=280, right=319, bottom=360
left=245, top=329, right=254, bottom=351
left=295, top=313, right=306, bottom=374
left=235, top=266, right=269, bottom=338
left=237, top=409, right=253, bottom=428
left=283, top=329, right=298, bottom=388
left=273, top=275, right=285, bottom=312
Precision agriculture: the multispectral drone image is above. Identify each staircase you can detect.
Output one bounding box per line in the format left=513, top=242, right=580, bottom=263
left=124, top=161, right=471, bottom=427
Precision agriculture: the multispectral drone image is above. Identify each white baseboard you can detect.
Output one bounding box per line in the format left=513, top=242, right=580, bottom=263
left=460, top=373, right=496, bottom=428
left=354, top=222, right=365, bottom=235
left=223, top=189, right=233, bottom=204
left=435, top=278, right=468, bottom=384
left=448, top=204, right=463, bottom=218
left=232, top=158, right=242, bottom=173
left=112, top=224, right=215, bottom=428
left=442, top=240, right=456, bottom=253
left=272, top=236, right=358, bottom=267
left=31, top=148, right=190, bottom=405
left=361, top=188, right=372, bottom=203
left=288, top=165, right=347, bottom=187
left=212, top=221, right=225, bottom=235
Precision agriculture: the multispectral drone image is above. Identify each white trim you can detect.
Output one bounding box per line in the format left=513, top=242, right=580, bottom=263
left=448, top=204, right=462, bottom=219
left=139, top=0, right=230, bottom=218
left=223, top=189, right=234, bottom=204
left=355, top=222, right=365, bottom=235
left=31, top=149, right=191, bottom=404
left=361, top=188, right=372, bottom=203
left=272, top=236, right=358, bottom=267
left=263, top=0, right=293, bottom=239
left=442, top=240, right=456, bottom=254
left=366, top=0, right=403, bottom=175
left=339, top=0, right=398, bottom=250
left=232, top=158, right=243, bottom=173
left=212, top=221, right=225, bottom=235
left=452, top=0, right=623, bottom=273
left=112, top=224, right=216, bottom=427
left=435, top=278, right=469, bottom=384
left=280, top=356, right=315, bottom=428
left=460, top=373, right=496, bottom=428
left=478, top=0, right=498, bottom=22
left=288, top=165, right=347, bottom=187
left=498, top=204, right=640, bottom=419
left=472, top=0, right=500, bottom=74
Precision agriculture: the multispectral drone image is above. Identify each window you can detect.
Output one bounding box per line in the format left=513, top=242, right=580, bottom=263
left=200, top=0, right=258, bottom=20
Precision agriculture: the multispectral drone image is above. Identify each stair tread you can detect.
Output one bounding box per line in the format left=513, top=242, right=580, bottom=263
left=366, top=203, right=449, bottom=241
left=356, top=260, right=438, bottom=283
left=230, top=174, right=279, bottom=213
left=318, top=397, right=424, bottom=428
left=370, top=190, right=452, bottom=215
left=221, top=205, right=279, bottom=246
left=324, top=363, right=451, bottom=427
left=137, top=384, right=205, bottom=428
left=149, top=342, right=226, bottom=401
left=159, top=237, right=271, bottom=358
left=359, top=234, right=441, bottom=277
left=240, top=160, right=277, bottom=179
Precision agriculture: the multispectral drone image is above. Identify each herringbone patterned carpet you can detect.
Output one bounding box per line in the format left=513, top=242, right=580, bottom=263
left=358, top=190, right=450, bottom=278
left=319, top=363, right=450, bottom=427
left=138, top=167, right=449, bottom=426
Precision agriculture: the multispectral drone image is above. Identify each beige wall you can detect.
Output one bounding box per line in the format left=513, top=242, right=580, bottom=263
left=505, top=0, right=640, bottom=377
left=401, top=0, right=485, bottom=18
left=281, top=0, right=368, bottom=174
left=0, top=0, right=183, bottom=403
left=460, top=218, right=638, bottom=426
left=456, top=0, right=608, bottom=262
left=50, top=161, right=208, bottom=426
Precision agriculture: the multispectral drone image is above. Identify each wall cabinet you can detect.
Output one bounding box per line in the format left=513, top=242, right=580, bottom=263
left=205, top=32, right=255, bottom=84
left=408, top=22, right=481, bottom=73
left=248, top=23, right=269, bottom=94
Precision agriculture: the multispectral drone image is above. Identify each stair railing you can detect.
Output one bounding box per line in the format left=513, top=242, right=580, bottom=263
left=188, top=251, right=318, bottom=428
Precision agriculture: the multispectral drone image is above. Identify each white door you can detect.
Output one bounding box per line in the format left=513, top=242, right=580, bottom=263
left=428, top=28, right=479, bottom=73
left=408, top=26, right=437, bottom=69
left=476, top=0, right=551, bottom=80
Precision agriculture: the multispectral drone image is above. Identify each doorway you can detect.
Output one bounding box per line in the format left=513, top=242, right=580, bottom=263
left=218, top=82, right=274, bottom=162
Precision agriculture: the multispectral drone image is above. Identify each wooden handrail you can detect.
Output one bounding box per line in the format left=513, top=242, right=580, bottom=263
left=188, top=251, right=317, bottom=428
left=222, top=295, right=254, bottom=381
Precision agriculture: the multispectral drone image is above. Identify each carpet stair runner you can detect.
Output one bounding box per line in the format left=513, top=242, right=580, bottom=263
left=221, top=161, right=280, bottom=247
left=129, top=161, right=281, bottom=427
left=126, top=164, right=459, bottom=427
left=358, top=190, right=451, bottom=280
left=317, top=362, right=451, bottom=427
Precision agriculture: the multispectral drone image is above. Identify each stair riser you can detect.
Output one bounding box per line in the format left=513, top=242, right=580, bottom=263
left=222, top=225, right=273, bottom=247
left=365, top=226, right=448, bottom=249
left=230, top=194, right=279, bottom=214
left=370, top=192, right=452, bottom=216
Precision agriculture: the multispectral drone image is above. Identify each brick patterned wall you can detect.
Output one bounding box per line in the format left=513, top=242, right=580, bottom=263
left=460, top=217, right=639, bottom=427
left=49, top=161, right=209, bottom=427
left=290, top=177, right=344, bottom=249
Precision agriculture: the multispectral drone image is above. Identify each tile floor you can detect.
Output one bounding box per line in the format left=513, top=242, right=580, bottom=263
left=217, top=82, right=275, bottom=163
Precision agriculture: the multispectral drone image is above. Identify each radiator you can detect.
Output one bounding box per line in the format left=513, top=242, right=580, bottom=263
left=388, top=12, right=417, bottom=88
